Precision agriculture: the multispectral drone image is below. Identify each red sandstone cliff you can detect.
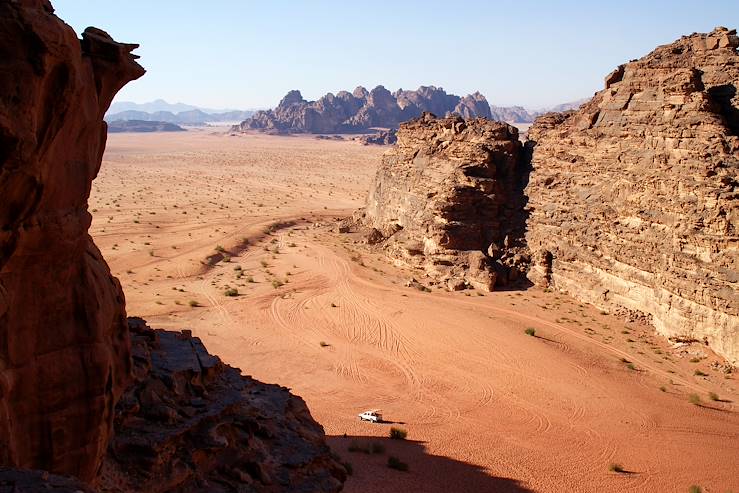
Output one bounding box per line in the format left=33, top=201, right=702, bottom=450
left=0, top=0, right=144, bottom=480
left=0, top=2, right=345, bottom=491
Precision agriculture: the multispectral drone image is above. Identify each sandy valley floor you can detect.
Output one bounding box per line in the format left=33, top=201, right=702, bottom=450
left=90, top=129, right=739, bottom=493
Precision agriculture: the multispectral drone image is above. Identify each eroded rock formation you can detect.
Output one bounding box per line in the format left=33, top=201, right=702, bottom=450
left=362, top=113, right=528, bottom=291
left=235, top=86, right=495, bottom=134
left=99, top=319, right=345, bottom=493
left=0, top=1, right=346, bottom=491
left=0, top=1, right=144, bottom=480
left=525, top=27, right=739, bottom=362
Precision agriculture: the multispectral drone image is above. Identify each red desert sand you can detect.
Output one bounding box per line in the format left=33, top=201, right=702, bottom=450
left=90, top=129, right=738, bottom=493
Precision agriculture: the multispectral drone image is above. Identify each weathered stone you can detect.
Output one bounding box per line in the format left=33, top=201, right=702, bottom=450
left=0, top=1, right=144, bottom=481
left=526, top=27, right=739, bottom=363
left=1, top=3, right=349, bottom=491
left=98, top=319, right=346, bottom=493
left=363, top=113, right=528, bottom=290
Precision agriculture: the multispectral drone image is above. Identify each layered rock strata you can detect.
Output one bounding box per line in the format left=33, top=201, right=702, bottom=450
left=525, top=27, right=739, bottom=362
left=362, top=113, right=528, bottom=291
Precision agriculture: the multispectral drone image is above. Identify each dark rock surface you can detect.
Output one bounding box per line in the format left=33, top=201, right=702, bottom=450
left=98, top=318, right=346, bottom=493
left=0, top=468, right=97, bottom=493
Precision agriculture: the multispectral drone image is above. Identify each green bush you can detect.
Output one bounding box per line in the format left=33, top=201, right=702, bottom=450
left=688, top=486, right=702, bottom=493
left=188, top=300, right=200, bottom=307
left=524, top=327, right=536, bottom=337
left=608, top=463, right=625, bottom=473
left=224, top=288, right=238, bottom=297
left=708, top=392, right=719, bottom=401
left=688, top=393, right=701, bottom=405
left=389, top=427, right=407, bottom=440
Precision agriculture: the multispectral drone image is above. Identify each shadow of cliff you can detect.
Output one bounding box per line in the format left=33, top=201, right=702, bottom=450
left=328, top=435, right=532, bottom=493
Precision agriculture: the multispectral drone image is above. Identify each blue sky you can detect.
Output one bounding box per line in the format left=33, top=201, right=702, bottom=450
left=54, top=1, right=738, bottom=110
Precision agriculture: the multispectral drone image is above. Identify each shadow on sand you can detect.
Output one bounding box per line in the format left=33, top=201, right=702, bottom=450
left=329, top=435, right=533, bottom=493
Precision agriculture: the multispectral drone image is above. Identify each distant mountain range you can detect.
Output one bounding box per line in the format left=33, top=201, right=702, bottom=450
left=233, top=86, right=588, bottom=134
left=107, top=120, right=186, bottom=133
left=107, top=95, right=588, bottom=131
left=106, top=99, right=256, bottom=126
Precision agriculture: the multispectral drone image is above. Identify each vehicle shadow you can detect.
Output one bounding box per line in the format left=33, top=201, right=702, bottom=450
left=328, top=435, right=533, bottom=493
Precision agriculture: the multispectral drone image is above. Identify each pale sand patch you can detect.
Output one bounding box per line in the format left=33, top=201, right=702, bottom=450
left=91, top=129, right=739, bottom=493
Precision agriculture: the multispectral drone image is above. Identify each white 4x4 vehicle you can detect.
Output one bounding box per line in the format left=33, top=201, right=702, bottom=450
left=358, top=409, right=382, bottom=423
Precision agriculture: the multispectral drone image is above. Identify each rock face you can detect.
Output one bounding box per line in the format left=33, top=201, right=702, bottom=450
left=363, top=113, right=528, bottom=291
left=99, top=319, right=345, bottom=493
left=525, top=27, right=739, bottom=363
left=0, top=1, right=144, bottom=481
left=1, top=2, right=347, bottom=492
left=235, top=86, right=494, bottom=134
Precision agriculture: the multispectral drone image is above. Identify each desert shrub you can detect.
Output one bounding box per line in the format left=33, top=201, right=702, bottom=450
left=215, top=245, right=226, bottom=253
left=688, top=393, right=701, bottom=405
left=389, top=427, right=407, bottom=440
left=694, top=369, right=708, bottom=377
left=688, top=486, right=702, bottom=493
left=708, top=392, right=719, bottom=401
left=188, top=300, right=200, bottom=307
left=689, top=357, right=701, bottom=363
left=608, top=463, right=625, bottom=473
left=626, top=363, right=636, bottom=371
left=246, top=276, right=255, bottom=283
left=224, top=288, right=238, bottom=297
left=319, top=341, right=330, bottom=347
left=524, top=327, right=536, bottom=337
left=659, top=386, right=667, bottom=392
left=271, top=279, right=284, bottom=289
left=260, top=260, right=268, bottom=268
left=387, top=456, right=408, bottom=472
left=331, top=302, right=337, bottom=307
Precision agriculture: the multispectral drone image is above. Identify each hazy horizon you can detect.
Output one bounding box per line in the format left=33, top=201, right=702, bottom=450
left=55, top=0, right=738, bottom=110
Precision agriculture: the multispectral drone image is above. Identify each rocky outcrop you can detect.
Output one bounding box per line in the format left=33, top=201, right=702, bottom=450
left=0, top=1, right=144, bottom=481
left=234, top=86, right=495, bottom=134
left=357, top=129, right=397, bottom=146
left=99, top=319, right=345, bottom=493
left=454, top=92, right=493, bottom=120
left=362, top=113, right=528, bottom=291
left=0, top=2, right=347, bottom=491
left=525, top=27, right=739, bottom=363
